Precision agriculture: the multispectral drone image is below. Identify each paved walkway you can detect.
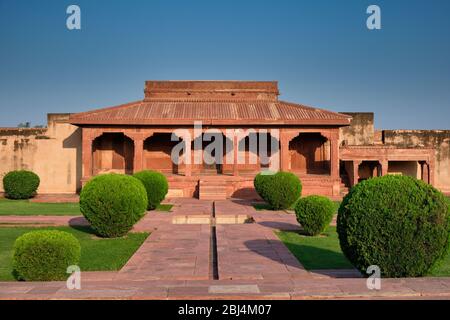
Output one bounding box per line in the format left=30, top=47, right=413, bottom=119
left=1, top=198, right=450, bottom=299
left=117, top=224, right=211, bottom=281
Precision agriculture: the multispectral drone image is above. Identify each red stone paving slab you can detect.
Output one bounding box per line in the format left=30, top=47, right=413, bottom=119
left=170, top=198, right=213, bottom=216
left=2, top=278, right=450, bottom=299
left=117, top=223, right=211, bottom=281
left=216, top=223, right=311, bottom=281
left=214, top=199, right=258, bottom=216
left=132, top=212, right=173, bottom=232
left=309, top=269, right=362, bottom=279
left=252, top=211, right=301, bottom=231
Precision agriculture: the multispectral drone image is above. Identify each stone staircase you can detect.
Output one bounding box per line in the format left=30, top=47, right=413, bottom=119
left=199, top=180, right=227, bottom=200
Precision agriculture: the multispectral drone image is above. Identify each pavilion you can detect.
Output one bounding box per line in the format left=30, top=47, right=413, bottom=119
left=68, top=80, right=434, bottom=199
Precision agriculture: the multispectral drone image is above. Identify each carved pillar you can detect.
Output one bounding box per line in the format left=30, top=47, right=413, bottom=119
left=420, top=161, right=430, bottom=184
left=380, top=159, right=389, bottom=176
left=352, top=160, right=361, bottom=187
left=233, top=134, right=239, bottom=176
left=185, top=135, right=192, bottom=177
left=329, top=133, right=339, bottom=179
left=280, top=133, right=290, bottom=171
left=82, top=128, right=94, bottom=182
left=428, top=161, right=435, bottom=185
left=133, top=136, right=144, bottom=173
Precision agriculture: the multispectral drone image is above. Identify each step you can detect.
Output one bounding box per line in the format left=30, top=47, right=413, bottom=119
left=199, top=180, right=228, bottom=200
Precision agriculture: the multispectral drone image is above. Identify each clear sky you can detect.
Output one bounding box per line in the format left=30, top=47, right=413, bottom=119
left=0, top=0, right=449, bottom=129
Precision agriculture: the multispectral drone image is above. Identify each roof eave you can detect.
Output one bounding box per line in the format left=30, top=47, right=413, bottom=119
left=69, top=118, right=351, bottom=126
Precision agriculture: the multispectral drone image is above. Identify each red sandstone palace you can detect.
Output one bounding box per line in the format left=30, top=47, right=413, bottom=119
left=1, top=81, right=448, bottom=199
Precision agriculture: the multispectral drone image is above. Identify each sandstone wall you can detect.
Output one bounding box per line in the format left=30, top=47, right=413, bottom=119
left=339, top=112, right=374, bottom=146
left=0, top=114, right=81, bottom=194
left=383, top=130, right=450, bottom=193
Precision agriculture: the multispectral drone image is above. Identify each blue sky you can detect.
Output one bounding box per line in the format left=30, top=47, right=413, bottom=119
left=0, top=0, right=449, bottom=129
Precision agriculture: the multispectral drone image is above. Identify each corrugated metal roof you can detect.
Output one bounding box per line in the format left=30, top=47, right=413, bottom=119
left=69, top=99, right=351, bottom=126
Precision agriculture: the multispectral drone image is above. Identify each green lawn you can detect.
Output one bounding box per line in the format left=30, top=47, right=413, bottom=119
left=0, top=226, right=149, bottom=281
left=278, top=226, right=450, bottom=276
left=253, top=203, right=273, bottom=211
left=254, top=200, right=341, bottom=212
left=277, top=226, right=353, bottom=270
left=0, top=199, right=81, bottom=216
left=0, top=198, right=173, bottom=215
left=155, top=204, right=173, bottom=212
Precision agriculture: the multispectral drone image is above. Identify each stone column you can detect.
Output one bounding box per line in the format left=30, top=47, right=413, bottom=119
left=380, top=159, right=389, bottom=176
left=233, top=134, right=239, bottom=176
left=185, top=136, right=192, bottom=177
left=133, top=136, right=144, bottom=173
left=428, top=161, right=435, bottom=185
left=82, top=128, right=94, bottom=182
left=352, top=160, right=361, bottom=187
left=371, top=164, right=378, bottom=177
left=280, top=134, right=290, bottom=171
left=329, top=133, right=339, bottom=179
left=421, top=161, right=430, bottom=184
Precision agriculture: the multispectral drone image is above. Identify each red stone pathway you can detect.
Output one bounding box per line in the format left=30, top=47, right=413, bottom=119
left=1, top=198, right=450, bottom=299
left=117, top=224, right=211, bottom=281
left=217, top=223, right=310, bottom=281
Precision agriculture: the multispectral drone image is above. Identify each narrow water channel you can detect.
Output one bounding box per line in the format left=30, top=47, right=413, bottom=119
left=209, top=201, right=219, bottom=280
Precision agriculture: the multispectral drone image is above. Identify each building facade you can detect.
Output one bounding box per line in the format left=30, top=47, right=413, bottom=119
left=1, top=81, right=448, bottom=199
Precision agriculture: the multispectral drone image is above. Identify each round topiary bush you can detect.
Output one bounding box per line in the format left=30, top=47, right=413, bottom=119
left=337, top=175, right=450, bottom=277
left=3, top=170, right=40, bottom=199
left=253, top=172, right=276, bottom=203
left=13, top=230, right=81, bottom=281
left=258, top=171, right=302, bottom=210
left=80, top=174, right=148, bottom=238
left=133, top=170, right=169, bottom=210
left=295, top=195, right=335, bottom=236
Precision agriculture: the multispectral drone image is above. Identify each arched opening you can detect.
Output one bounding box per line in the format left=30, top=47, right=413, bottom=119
left=235, top=132, right=279, bottom=173
left=289, top=133, right=330, bottom=174
left=358, top=161, right=382, bottom=181
left=238, top=132, right=260, bottom=174
left=189, top=133, right=233, bottom=175
left=387, top=161, right=419, bottom=178
left=144, top=133, right=181, bottom=174
left=92, top=133, right=134, bottom=175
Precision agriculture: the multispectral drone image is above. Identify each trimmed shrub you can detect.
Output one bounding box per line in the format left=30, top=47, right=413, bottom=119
left=13, top=230, right=81, bottom=281
left=295, top=195, right=335, bottom=236
left=133, top=170, right=169, bottom=210
left=254, top=171, right=302, bottom=210
left=253, top=172, right=275, bottom=203
left=337, top=175, right=450, bottom=277
left=80, top=174, right=148, bottom=238
left=3, top=170, right=40, bottom=199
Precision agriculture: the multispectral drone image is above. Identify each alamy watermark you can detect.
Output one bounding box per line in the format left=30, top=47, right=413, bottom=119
left=170, top=122, right=280, bottom=173
left=367, top=5, right=382, bottom=30
left=366, top=265, right=381, bottom=290
left=66, top=5, right=81, bottom=30
left=66, top=265, right=81, bottom=290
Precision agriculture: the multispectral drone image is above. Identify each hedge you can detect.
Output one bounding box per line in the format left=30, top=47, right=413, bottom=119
left=79, top=174, right=148, bottom=238
left=253, top=172, right=275, bottom=203
left=133, top=170, right=169, bottom=210
left=295, top=195, right=335, bottom=236
left=254, top=171, right=302, bottom=210
left=337, top=175, right=450, bottom=277
left=13, top=230, right=81, bottom=281
left=3, top=170, right=40, bottom=199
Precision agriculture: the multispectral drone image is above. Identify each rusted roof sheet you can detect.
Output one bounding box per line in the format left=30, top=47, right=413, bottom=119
left=69, top=99, right=352, bottom=126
